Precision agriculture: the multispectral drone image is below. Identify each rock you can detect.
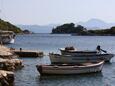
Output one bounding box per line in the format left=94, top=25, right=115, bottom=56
left=0, top=70, right=14, bottom=86
left=0, top=59, right=24, bottom=71
left=0, top=45, right=18, bottom=59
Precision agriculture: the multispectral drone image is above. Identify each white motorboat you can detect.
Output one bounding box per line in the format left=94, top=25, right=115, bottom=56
left=36, top=61, right=104, bottom=75
left=49, top=53, right=114, bottom=64
left=0, top=30, right=15, bottom=44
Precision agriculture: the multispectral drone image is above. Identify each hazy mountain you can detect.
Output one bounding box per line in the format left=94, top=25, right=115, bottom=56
left=77, top=19, right=115, bottom=29
left=17, top=19, right=115, bottom=33
left=17, top=25, right=57, bottom=33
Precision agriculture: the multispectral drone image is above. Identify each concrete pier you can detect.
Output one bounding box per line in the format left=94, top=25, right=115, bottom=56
left=13, top=49, right=44, bottom=57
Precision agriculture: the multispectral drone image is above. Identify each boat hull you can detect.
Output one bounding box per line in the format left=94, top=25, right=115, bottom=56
left=36, top=61, right=104, bottom=75
left=1, top=38, right=15, bottom=44
left=0, top=31, right=15, bottom=44
left=49, top=53, right=114, bottom=64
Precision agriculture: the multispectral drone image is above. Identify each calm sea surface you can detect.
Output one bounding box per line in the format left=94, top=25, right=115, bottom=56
left=7, top=34, right=115, bottom=86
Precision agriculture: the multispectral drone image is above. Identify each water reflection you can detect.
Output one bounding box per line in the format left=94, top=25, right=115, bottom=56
left=6, top=34, right=115, bottom=86
left=36, top=73, right=104, bottom=86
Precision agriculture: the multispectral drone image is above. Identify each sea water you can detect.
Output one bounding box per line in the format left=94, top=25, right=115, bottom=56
left=7, top=34, right=115, bottom=86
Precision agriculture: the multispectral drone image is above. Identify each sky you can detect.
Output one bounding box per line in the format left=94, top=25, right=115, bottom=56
left=0, top=0, right=115, bottom=25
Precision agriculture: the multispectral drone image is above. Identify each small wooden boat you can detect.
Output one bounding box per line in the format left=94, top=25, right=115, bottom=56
left=36, top=61, right=104, bottom=75
left=49, top=53, right=114, bottom=64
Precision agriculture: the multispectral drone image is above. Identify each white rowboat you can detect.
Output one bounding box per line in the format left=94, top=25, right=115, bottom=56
left=36, top=61, right=104, bottom=75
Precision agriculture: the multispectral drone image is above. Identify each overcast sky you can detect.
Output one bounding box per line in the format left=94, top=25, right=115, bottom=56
left=0, top=0, right=115, bottom=25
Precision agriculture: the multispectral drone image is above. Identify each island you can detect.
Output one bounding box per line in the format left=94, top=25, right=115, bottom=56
left=52, top=23, right=115, bottom=36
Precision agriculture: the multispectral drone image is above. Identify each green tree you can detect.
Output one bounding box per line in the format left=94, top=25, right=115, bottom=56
left=0, top=19, right=22, bottom=33
left=52, top=23, right=87, bottom=35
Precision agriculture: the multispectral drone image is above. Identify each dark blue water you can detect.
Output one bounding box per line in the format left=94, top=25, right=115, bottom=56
left=7, top=34, right=115, bottom=86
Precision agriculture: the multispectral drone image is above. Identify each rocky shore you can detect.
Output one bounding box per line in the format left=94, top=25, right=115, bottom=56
left=0, top=45, right=18, bottom=59
left=0, top=45, right=24, bottom=86
left=0, top=58, right=23, bottom=71
left=0, top=70, right=14, bottom=86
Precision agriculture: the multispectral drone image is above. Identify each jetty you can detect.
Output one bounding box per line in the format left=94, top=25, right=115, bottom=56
left=13, top=49, right=44, bottom=57
left=0, top=70, right=14, bottom=86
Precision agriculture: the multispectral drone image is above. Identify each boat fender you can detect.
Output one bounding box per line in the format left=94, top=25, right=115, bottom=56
left=53, top=65, right=58, bottom=68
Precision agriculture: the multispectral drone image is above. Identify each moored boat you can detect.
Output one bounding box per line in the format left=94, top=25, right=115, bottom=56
left=0, top=30, right=15, bottom=44
left=49, top=53, right=114, bottom=64
left=36, top=61, right=104, bottom=75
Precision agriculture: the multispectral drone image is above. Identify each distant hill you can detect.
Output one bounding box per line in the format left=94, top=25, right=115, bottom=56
left=52, top=23, right=89, bottom=35
left=52, top=23, right=115, bottom=36
left=17, top=19, right=115, bottom=33
left=17, top=25, right=58, bottom=33
left=0, top=19, right=22, bottom=33
left=77, top=19, right=115, bottom=29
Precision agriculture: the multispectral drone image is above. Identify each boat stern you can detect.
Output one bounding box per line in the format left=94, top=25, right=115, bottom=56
left=105, top=53, right=115, bottom=62
left=36, top=65, right=42, bottom=75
